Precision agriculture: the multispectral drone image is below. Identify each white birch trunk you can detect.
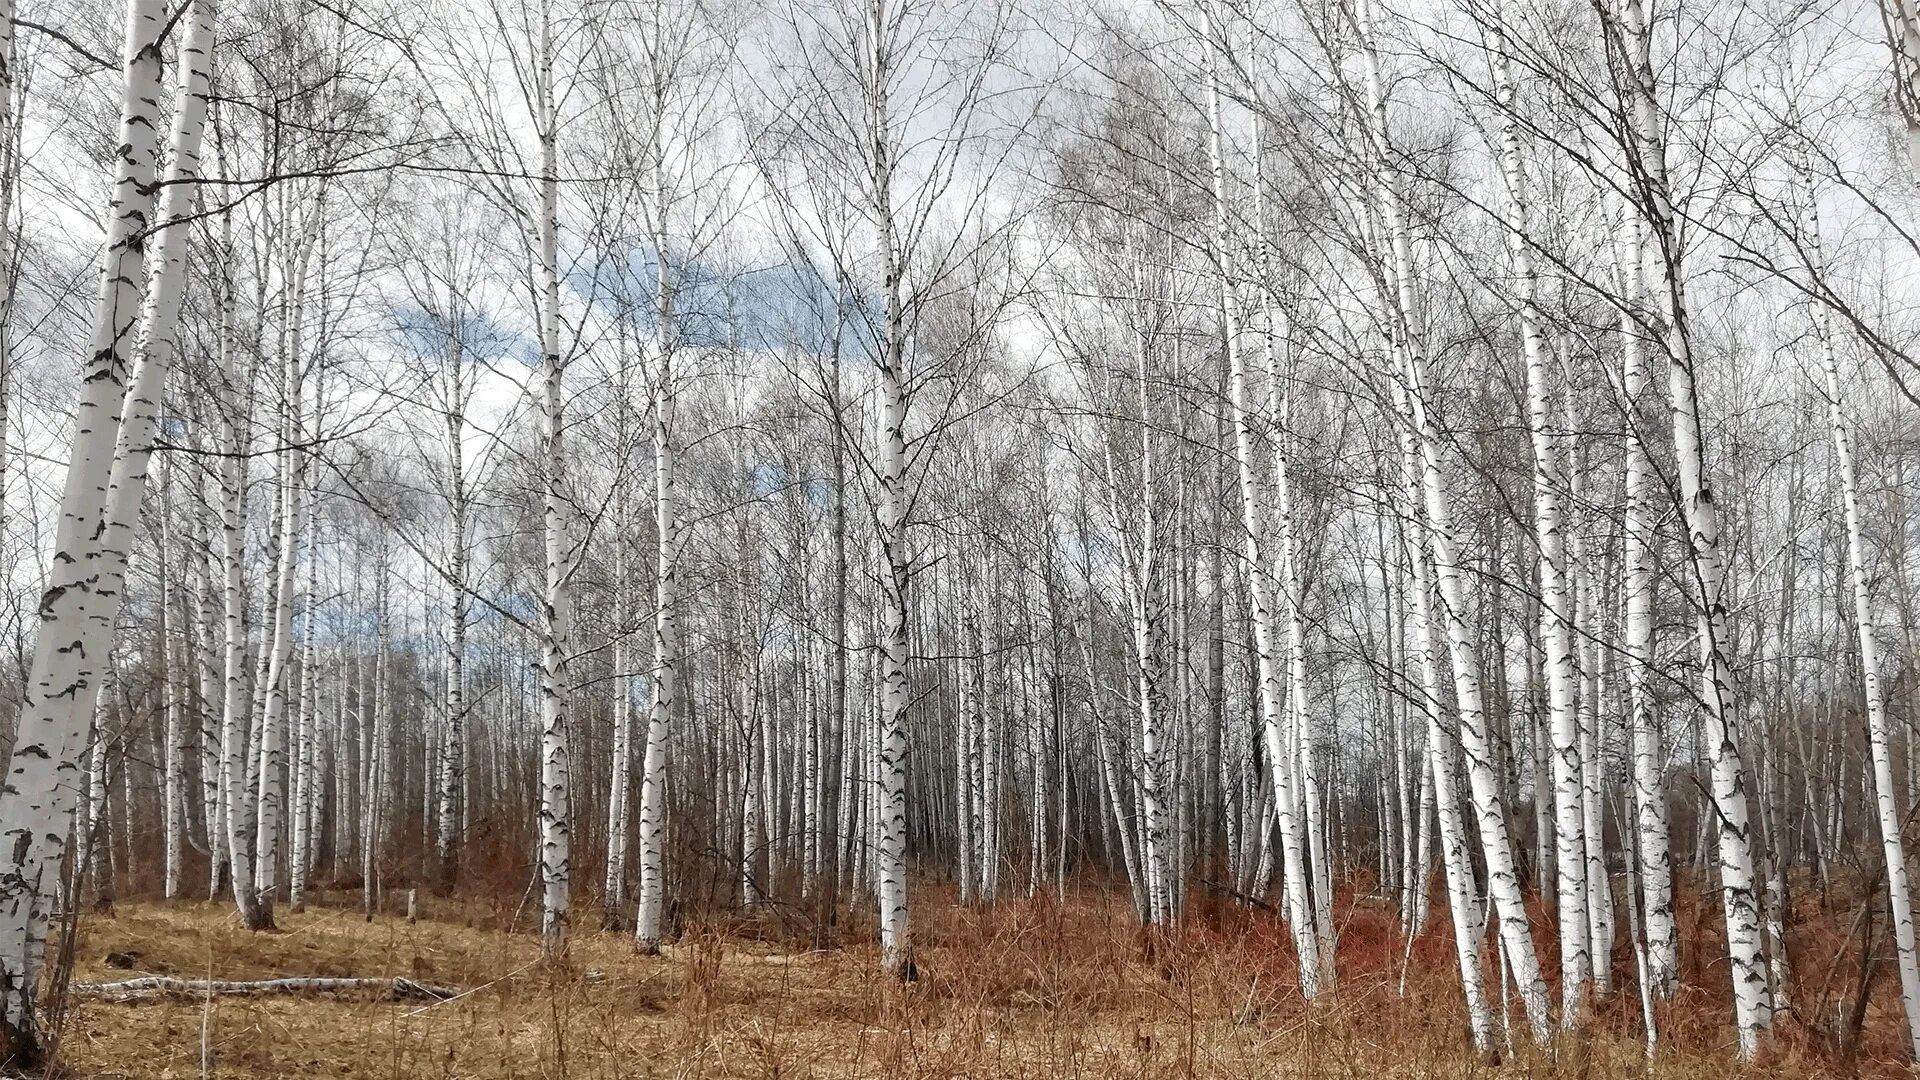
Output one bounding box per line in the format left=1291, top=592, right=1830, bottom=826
left=1611, top=0, right=1769, bottom=1050
left=253, top=240, right=315, bottom=923
left=1265, top=316, right=1335, bottom=984
left=1350, top=0, right=1549, bottom=1038
left=533, top=0, right=573, bottom=954
left=196, top=548, right=227, bottom=902
left=864, top=0, right=914, bottom=979
left=160, top=480, right=185, bottom=901
left=1614, top=202, right=1676, bottom=997
left=603, top=525, right=633, bottom=926
left=0, top=0, right=216, bottom=1053
left=289, top=491, right=321, bottom=912
left=1253, top=119, right=1335, bottom=973
left=1567, top=449, right=1614, bottom=997
left=83, top=708, right=114, bottom=908
left=1200, top=8, right=1320, bottom=994
left=634, top=233, right=678, bottom=952
left=1805, top=177, right=1920, bottom=1059
left=361, top=576, right=390, bottom=917
left=1482, top=11, right=1589, bottom=1021
left=436, top=312, right=471, bottom=895
left=1396, top=394, right=1495, bottom=1050
left=1113, top=293, right=1170, bottom=925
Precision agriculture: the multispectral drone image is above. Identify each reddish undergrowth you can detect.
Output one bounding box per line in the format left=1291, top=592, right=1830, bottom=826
left=41, top=873, right=1916, bottom=1078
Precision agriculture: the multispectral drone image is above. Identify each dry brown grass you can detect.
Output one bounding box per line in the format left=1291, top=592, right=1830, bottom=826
left=37, top=884, right=1914, bottom=1079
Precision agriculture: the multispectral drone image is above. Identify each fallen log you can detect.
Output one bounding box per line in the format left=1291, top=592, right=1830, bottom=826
left=68, top=976, right=462, bottom=1002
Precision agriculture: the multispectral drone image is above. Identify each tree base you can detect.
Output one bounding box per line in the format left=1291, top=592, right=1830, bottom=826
left=0, top=1019, right=41, bottom=1076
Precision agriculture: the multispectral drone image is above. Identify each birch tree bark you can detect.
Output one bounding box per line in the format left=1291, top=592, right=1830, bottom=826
left=1478, top=9, right=1590, bottom=1022
left=1199, top=4, right=1321, bottom=993
left=1392, top=437, right=1495, bottom=1049
left=253, top=226, right=319, bottom=928
left=530, top=0, right=575, bottom=955
left=1801, top=171, right=1920, bottom=1058
left=160, top=470, right=185, bottom=901
left=1346, top=0, right=1550, bottom=1039
left=1107, top=268, right=1171, bottom=926
left=634, top=254, right=678, bottom=951
left=1252, top=111, right=1335, bottom=979
left=289, top=485, right=322, bottom=911
left=857, top=0, right=916, bottom=979
left=194, top=507, right=228, bottom=902
left=603, top=357, right=636, bottom=928
left=0, top=0, right=216, bottom=1057
left=1613, top=200, right=1676, bottom=997
left=1606, top=0, right=1770, bottom=1050
left=435, top=302, right=472, bottom=896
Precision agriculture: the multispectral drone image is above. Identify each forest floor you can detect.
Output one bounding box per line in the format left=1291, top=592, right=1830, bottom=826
left=40, top=884, right=1913, bottom=1079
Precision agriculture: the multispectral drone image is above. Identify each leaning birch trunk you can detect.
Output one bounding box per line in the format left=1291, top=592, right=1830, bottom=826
left=1262, top=300, right=1335, bottom=984
left=1348, top=0, right=1549, bottom=1039
left=1399, top=471, right=1494, bottom=1048
left=0, top=0, right=214, bottom=1057
left=1088, top=644, right=1149, bottom=925
left=1610, top=0, right=1769, bottom=1051
left=1483, top=13, right=1588, bottom=1021
left=219, top=220, right=264, bottom=931
left=1200, top=7, right=1319, bottom=994
left=1663, top=256, right=1769, bottom=1058
left=533, top=0, right=573, bottom=954
left=83, top=0, right=221, bottom=861
left=194, top=547, right=227, bottom=901
left=1252, top=124, right=1334, bottom=972
left=1803, top=176, right=1920, bottom=1058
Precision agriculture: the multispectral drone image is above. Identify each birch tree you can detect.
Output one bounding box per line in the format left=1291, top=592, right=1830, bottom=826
left=1343, top=0, right=1551, bottom=1039
left=0, top=0, right=216, bottom=1057
left=1600, top=0, right=1771, bottom=1050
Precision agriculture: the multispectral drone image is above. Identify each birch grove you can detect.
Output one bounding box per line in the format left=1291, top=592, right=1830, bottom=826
left=4, top=0, right=1920, bottom=1070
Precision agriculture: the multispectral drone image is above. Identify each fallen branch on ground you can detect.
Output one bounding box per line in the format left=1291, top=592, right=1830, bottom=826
left=1196, top=878, right=1278, bottom=913
left=69, top=976, right=462, bottom=1002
